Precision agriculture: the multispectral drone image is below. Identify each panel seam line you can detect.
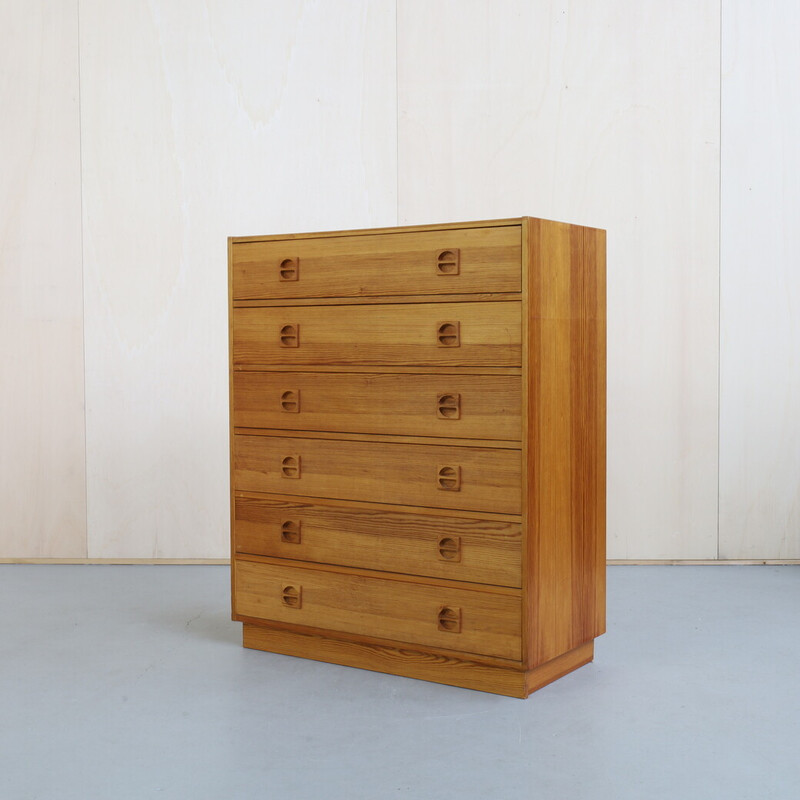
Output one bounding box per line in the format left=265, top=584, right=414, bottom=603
left=77, top=0, right=89, bottom=560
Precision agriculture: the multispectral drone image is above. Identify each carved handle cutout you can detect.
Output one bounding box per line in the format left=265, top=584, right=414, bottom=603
left=437, top=606, right=461, bottom=632
left=436, top=249, right=460, bottom=275
left=281, top=585, right=302, bottom=608
left=280, top=389, right=300, bottom=413
left=437, top=536, right=461, bottom=562
left=279, top=257, right=299, bottom=282
left=436, top=465, right=461, bottom=491
left=436, top=321, right=460, bottom=347
left=279, top=324, right=299, bottom=348
left=280, top=520, right=301, bottom=544
left=436, top=393, right=461, bottom=419
left=280, top=455, right=301, bottom=479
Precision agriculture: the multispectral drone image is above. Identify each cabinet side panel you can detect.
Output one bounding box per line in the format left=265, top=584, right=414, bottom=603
left=572, top=226, right=606, bottom=642
left=524, top=219, right=606, bottom=666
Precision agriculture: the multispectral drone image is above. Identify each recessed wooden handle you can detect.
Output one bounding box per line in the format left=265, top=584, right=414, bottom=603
left=280, top=520, right=301, bottom=544
left=279, top=324, right=299, bottom=347
left=436, top=321, right=460, bottom=347
left=436, top=465, right=461, bottom=491
left=280, top=389, right=300, bottom=413
left=436, top=393, right=461, bottom=419
left=437, top=536, right=461, bottom=562
left=279, top=257, right=299, bottom=281
left=437, top=606, right=461, bottom=632
left=280, top=455, right=301, bottom=479
left=281, top=585, right=302, bottom=608
left=436, top=249, right=460, bottom=275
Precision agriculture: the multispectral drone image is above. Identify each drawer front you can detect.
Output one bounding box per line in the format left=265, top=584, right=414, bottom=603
left=232, top=301, right=521, bottom=367
left=233, top=371, right=521, bottom=441
left=234, top=435, right=521, bottom=515
left=231, top=226, right=521, bottom=300
left=234, top=496, right=522, bottom=587
left=234, top=559, right=522, bottom=660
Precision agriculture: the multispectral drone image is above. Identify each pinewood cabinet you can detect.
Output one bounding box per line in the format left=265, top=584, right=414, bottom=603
left=228, top=217, right=606, bottom=697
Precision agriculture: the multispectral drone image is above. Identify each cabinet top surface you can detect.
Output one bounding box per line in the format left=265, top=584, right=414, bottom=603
left=228, top=216, right=604, bottom=245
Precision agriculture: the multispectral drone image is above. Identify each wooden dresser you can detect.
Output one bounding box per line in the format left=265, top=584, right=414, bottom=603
left=228, top=217, right=606, bottom=697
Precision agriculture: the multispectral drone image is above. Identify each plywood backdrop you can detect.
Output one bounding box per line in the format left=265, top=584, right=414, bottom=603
left=0, top=0, right=796, bottom=561
left=78, top=0, right=397, bottom=558
left=0, top=0, right=87, bottom=558
left=719, top=0, right=800, bottom=559
left=397, top=0, right=720, bottom=559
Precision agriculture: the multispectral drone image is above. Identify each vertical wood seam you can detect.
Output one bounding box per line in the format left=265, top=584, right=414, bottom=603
left=716, top=0, right=723, bottom=561
left=77, top=0, right=89, bottom=558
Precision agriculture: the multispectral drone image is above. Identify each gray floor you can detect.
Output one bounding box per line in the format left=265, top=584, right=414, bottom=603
left=1, top=566, right=798, bottom=800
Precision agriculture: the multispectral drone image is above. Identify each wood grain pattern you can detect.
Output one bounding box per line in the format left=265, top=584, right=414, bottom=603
left=233, top=371, right=521, bottom=440
left=233, top=427, right=520, bottom=450
left=80, top=0, right=397, bottom=559
left=234, top=559, right=521, bottom=659
left=397, top=1, right=719, bottom=561
left=229, top=237, right=238, bottom=617
left=228, top=215, right=605, bottom=695
left=232, top=301, right=521, bottom=367
left=236, top=551, right=520, bottom=596
left=523, top=641, right=594, bottom=697
left=0, top=0, right=86, bottom=558
left=232, top=225, right=521, bottom=299
left=243, top=624, right=593, bottom=698
left=719, top=0, right=800, bottom=559
left=235, top=490, right=520, bottom=522
left=234, top=495, right=521, bottom=586
left=523, top=218, right=606, bottom=667
left=234, top=364, right=522, bottom=375
left=232, top=217, right=524, bottom=243
left=236, top=610, right=518, bottom=668
left=233, top=291, right=520, bottom=308
left=234, top=434, right=522, bottom=514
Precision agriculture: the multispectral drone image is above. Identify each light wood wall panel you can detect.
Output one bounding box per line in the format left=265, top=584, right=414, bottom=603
left=0, top=1, right=86, bottom=557
left=397, top=0, right=721, bottom=559
left=79, top=0, right=397, bottom=558
left=10, top=1, right=797, bottom=562
left=719, top=1, right=800, bottom=559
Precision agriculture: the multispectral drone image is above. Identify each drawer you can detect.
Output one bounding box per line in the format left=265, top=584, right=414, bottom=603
left=234, top=435, right=522, bottom=515
left=232, top=301, right=521, bottom=367
left=234, top=496, right=522, bottom=587
left=231, top=226, right=521, bottom=300
left=234, top=559, right=522, bottom=660
left=233, top=371, right=521, bottom=441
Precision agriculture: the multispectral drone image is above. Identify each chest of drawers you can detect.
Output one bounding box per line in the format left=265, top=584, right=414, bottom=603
left=228, top=217, right=606, bottom=697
